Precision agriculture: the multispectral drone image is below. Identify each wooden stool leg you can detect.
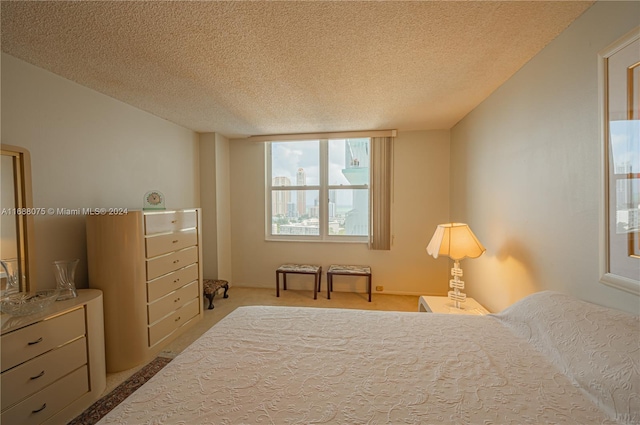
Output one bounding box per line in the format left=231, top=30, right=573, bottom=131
left=223, top=284, right=229, bottom=299
left=283, top=273, right=287, bottom=290
left=368, top=274, right=372, bottom=302
left=206, top=293, right=215, bottom=309
left=327, top=273, right=332, bottom=299
left=276, top=271, right=280, bottom=297
left=313, top=272, right=318, bottom=300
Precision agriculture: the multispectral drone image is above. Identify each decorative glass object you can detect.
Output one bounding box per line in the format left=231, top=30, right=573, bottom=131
left=53, top=259, right=79, bottom=300
left=0, top=289, right=59, bottom=316
left=1, top=258, right=20, bottom=298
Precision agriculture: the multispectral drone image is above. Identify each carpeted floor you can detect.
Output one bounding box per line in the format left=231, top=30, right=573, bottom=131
left=67, top=356, right=172, bottom=425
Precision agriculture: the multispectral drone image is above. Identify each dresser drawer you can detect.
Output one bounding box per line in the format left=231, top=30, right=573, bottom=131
left=148, top=280, right=199, bottom=324
left=145, top=228, right=198, bottom=258
left=1, top=308, right=85, bottom=372
left=1, top=337, right=87, bottom=410
left=1, top=365, right=88, bottom=425
left=146, top=246, right=198, bottom=281
left=147, top=263, right=199, bottom=302
left=148, top=299, right=199, bottom=347
left=145, top=210, right=197, bottom=235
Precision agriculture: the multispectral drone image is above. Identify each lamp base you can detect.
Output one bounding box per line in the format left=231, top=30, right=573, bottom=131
left=448, top=290, right=466, bottom=309
left=448, top=260, right=466, bottom=309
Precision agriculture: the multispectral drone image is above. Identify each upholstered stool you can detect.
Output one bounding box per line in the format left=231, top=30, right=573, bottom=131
left=203, top=279, right=229, bottom=309
left=327, top=265, right=372, bottom=302
left=276, top=264, right=322, bottom=300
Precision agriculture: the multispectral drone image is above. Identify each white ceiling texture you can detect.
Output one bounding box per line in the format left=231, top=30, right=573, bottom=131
left=1, top=1, right=594, bottom=138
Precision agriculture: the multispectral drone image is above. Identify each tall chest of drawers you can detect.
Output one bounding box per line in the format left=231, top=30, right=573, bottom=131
left=0, top=289, right=106, bottom=425
left=86, top=209, right=203, bottom=372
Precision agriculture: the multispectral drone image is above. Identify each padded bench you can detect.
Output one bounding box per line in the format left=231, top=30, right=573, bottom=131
left=276, top=264, right=322, bottom=300
left=203, top=279, right=229, bottom=309
left=327, top=265, right=372, bottom=302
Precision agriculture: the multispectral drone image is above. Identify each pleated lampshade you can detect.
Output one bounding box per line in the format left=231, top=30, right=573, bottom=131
left=426, top=223, right=486, bottom=261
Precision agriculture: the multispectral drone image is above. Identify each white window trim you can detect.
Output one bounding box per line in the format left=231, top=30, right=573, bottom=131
left=265, top=139, right=370, bottom=243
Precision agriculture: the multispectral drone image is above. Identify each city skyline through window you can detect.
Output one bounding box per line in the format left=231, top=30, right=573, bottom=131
left=268, top=138, right=370, bottom=239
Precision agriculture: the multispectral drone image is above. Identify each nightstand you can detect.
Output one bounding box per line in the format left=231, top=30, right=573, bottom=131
left=418, top=295, right=489, bottom=315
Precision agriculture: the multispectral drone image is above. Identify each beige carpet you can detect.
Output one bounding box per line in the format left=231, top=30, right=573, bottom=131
left=103, top=287, right=419, bottom=395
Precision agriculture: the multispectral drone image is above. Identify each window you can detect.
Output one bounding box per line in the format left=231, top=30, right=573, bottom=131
left=267, top=138, right=370, bottom=241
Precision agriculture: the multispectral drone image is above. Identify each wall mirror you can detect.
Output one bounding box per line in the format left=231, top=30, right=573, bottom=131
left=1, top=144, right=35, bottom=295
left=599, top=27, right=640, bottom=295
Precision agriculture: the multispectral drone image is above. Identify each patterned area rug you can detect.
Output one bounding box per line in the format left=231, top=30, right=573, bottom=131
left=68, top=356, right=172, bottom=425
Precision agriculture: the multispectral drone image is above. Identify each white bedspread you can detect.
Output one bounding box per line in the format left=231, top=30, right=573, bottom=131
left=98, top=292, right=638, bottom=424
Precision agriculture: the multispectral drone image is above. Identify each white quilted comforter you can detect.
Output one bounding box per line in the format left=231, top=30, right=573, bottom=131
left=98, top=291, right=639, bottom=424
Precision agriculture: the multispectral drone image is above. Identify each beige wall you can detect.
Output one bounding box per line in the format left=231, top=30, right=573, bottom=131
left=229, top=130, right=451, bottom=296
left=215, top=133, right=233, bottom=282
left=1, top=53, right=200, bottom=290
left=199, top=132, right=233, bottom=282
left=450, top=1, right=640, bottom=314
left=199, top=133, right=218, bottom=279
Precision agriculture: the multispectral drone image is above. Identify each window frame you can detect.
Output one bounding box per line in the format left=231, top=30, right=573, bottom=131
left=266, top=139, right=370, bottom=243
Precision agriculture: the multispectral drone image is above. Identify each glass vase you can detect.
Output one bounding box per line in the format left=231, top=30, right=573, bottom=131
left=53, top=259, right=79, bottom=300
left=1, top=259, right=20, bottom=298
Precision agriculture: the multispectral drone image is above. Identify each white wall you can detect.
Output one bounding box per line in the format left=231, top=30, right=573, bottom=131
left=229, top=130, right=451, bottom=296
left=450, top=1, right=640, bottom=314
left=1, top=53, right=200, bottom=290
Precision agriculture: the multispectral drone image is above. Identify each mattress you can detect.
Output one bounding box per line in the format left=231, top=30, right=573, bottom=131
left=97, top=291, right=639, bottom=424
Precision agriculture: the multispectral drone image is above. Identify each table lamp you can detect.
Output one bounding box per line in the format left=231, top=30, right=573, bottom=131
left=426, top=223, right=486, bottom=309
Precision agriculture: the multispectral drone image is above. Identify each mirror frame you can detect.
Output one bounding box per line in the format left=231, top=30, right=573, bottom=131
left=1, top=144, right=36, bottom=293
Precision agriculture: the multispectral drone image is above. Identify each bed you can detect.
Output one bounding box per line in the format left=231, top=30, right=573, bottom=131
left=97, top=291, right=639, bottom=424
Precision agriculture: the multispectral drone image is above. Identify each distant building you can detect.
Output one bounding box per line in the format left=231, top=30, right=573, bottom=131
left=286, top=202, right=298, bottom=218
left=279, top=218, right=319, bottom=235
left=328, top=220, right=340, bottom=234
left=309, top=198, right=320, bottom=218
left=296, top=168, right=306, bottom=216
left=342, top=139, right=370, bottom=236
left=272, top=176, right=291, bottom=216
left=328, top=201, right=336, bottom=219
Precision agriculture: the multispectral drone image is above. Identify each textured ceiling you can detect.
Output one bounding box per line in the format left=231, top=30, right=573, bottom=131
left=1, top=1, right=593, bottom=138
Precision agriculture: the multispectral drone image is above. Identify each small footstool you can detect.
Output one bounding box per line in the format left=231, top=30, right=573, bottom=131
left=276, top=264, right=322, bottom=300
left=203, top=279, right=229, bottom=309
left=327, top=265, right=372, bottom=302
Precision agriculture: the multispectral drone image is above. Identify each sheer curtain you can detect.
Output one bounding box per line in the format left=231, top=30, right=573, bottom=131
left=370, top=136, right=393, bottom=250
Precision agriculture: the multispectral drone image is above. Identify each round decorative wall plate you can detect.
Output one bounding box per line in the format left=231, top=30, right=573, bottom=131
left=143, top=190, right=165, bottom=210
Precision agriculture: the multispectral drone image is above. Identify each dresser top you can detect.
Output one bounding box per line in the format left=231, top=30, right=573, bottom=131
left=1, top=289, right=102, bottom=334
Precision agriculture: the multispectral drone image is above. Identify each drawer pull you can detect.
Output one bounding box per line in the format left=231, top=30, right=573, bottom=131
left=172, top=239, right=179, bottom=243
left=173, top=278, right=180, bottom=283
left=175, top=316, right=181, bottom=322
left=171, top=220, right=177, bottom=223
left=32, top=403, right=47, bottom=413
left=174, top=297, right=181, bottom=303
left=173, top=260, right=180, bottom=264
left=30, top=370, right=45, bottom=380
left=28, top=337, right=43, bottom=346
